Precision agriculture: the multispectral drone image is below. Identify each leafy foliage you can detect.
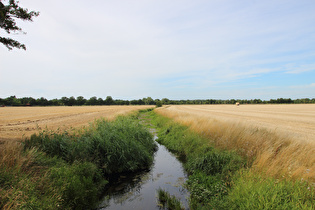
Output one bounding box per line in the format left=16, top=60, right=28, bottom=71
left=155, top=100, right=162, bottom=107
left=0, top=0, right=39, bottom=50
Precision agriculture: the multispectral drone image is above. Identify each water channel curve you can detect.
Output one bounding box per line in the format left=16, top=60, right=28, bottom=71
left=97, top=133, right=190, bottom=209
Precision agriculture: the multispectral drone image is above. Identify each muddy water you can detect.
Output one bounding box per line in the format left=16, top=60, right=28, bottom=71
left=98, top=135, right=189, bottom=209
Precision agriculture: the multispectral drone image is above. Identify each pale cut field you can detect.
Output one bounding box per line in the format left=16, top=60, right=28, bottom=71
left=161, top=104, right=315, bottom=142
left=156, top=104, right=315, bottom=181
left=0, top=105, right=153, bottom=142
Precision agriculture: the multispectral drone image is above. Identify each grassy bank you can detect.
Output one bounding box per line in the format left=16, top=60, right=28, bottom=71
left=155, top=106, right=315, bottom=182
left=148, top=110, right=314, bottom=209
left=0, top=114, right=156, bottom=209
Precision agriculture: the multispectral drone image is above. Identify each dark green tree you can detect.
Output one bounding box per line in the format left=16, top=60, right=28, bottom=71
left=36, top=97, right=49, bottom=106
left=0, top=0, right=39, bottom=50
left=68, top=96, right=76, bottom=106
left=61, top=97, right=70, bottom=106
left=50, top=98, right=62, bottom=106
left=155, top=101, right=162, bottom=108
left=76, top=96, right=86, bottom=106
left=87, top=96, right=98, bottom=105
left=20, top=97, right=35, bottom=106
left=143, top=97, right=154, bottom=105
left=104, top=96, right=114, bottom=105
left=97, top=97, right=104, bottom=105
left=4, top=95, right=20, bottom=106
left=161, top=98, right=169, bottom=105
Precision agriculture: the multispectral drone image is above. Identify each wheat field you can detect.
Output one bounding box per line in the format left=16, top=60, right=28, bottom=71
left=159, top=104, right=315, bottom=141
left=1, top=104, right=314, bottom=181
left=0, top=105, right=153, bottom=142
left=155, top=104, right=315, bottom=181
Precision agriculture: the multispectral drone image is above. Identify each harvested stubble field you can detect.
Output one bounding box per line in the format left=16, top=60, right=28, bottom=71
left=156, top=104, right=315, bottom=181
left=0, top=105, right=153, bottom=142
left=159, top=104, right=315, bottom=141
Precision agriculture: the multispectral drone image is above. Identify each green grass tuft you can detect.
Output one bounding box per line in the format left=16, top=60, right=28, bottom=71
left=157, top=188, right=184, bottom=210
left=227, top=170, right=315, bottom=210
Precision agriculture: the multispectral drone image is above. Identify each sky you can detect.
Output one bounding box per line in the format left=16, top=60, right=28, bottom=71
left=1, top=0, right=315, bottom=100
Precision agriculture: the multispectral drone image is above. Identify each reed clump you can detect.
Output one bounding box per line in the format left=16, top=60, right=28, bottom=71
left=24, top=116, right=157, bottom=174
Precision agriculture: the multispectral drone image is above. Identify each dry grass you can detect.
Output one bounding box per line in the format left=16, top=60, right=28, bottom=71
left=0, top=106, right=153, bottom=209
left=0, top=141, right=35, bottom=172
left=155, top=105, right=315, bottom=182
left=0, top=105, right=153, bottom=142
left=0, top=140, right=60, bottom=210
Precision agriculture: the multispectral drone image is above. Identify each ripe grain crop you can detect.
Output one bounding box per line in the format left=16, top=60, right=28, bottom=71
left=155, top=104, right=315, bottom=182
left=0, top=105, right=153, bottom=143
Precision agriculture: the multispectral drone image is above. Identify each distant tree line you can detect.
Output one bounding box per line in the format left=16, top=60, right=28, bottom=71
left=0, top=96, right=156, bottom=106
left=0, top=96, right=314, bottom=107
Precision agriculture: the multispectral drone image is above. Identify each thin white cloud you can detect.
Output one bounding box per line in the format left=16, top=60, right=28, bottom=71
left=1, top=0, right=315, bottom=99
left=290, top=83, right=315, bottom=88
left=285, top=63, right=315, bottom=74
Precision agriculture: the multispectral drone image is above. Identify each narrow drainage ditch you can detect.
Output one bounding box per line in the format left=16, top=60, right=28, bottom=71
left=97, top=133, right=189, bottom=209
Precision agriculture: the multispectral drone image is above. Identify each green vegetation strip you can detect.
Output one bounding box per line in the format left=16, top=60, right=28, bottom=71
left=147, top=110, right=314, bottom=209
left=157, top=188, right=184, bottom=210
left=1, top=114, right=157, bottom=209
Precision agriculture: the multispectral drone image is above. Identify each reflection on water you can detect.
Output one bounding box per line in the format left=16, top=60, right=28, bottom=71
left=98, top=136, right=189, bottom=210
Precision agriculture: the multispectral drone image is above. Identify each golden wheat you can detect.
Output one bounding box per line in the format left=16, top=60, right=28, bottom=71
left=155, top=104, right=315, bottom=182
left=0, top=105, right=153, bottom=142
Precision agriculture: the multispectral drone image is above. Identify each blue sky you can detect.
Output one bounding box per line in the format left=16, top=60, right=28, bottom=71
left=1, top=0, right=314, bottom=100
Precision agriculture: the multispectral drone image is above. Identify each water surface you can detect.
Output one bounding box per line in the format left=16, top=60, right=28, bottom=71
left=98, top=136, right=189, bottom=209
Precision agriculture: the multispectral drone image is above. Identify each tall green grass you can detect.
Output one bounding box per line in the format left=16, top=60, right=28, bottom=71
left=156, top=188, right=184, bottom=210
left=0, top=143, right=63, bottom=209
left=149, top=110, right=314, bottom=209
left=228, top=170, right=314, bottom=209
left=1, top=114, right=156, bottom=209
left=24, top=115, right=157, bottom=174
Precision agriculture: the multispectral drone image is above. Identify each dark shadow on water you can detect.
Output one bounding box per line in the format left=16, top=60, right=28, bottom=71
left=97, top=135, right=189, bottom=210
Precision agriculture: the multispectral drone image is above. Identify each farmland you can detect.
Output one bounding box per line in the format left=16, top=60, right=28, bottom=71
left=0, top=105, right=153, bottom=142
left=0, top=104, right=314, bottom=208
left=151, top=105, right=315, bottom=208
left=155, top=104, right=315, bottom=182
left=0, top=107, right=156, bottom=209
left=158, top=104, right=315, bottom=142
